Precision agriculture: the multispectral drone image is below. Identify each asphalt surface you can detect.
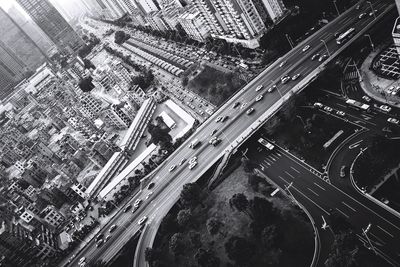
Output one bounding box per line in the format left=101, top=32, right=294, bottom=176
left=67, top=2, right=396, bottom=266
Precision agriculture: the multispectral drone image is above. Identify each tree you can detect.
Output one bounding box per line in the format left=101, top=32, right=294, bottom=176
left=177, top=208, right=193, bottom=228
left=145, top=247, right=159, bottom=263
left=329, top=212, right=353, bottom=234
left=229, top=193, right=249, bottom=215
left=169, top=233, right=185, bottom=256
left=194, top=248, right=220, bottom=267
left=224, top=236, right=255, bottom=265
left=260, top=225, right=279, bottom=249
left=78, top=76, right=95, bottom=92
left=83, top=58, right=95, bottom=69
left=188, top=230, right=202, bottom=248
left=114, top=30, right=129, bottom=44
left=180, top=183, right=201, bottom=207
left=325, top=231, right=359, bottom=267
left=87, top=260, right=107, bottom=267
left=206, top=217, right=222, bottom=236
left=159, top=213, right=178, bottom=235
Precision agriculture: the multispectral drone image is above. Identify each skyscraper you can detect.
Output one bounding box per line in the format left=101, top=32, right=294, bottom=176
left=0, top=41, right=28, bottom=100
left=16, top=0, right=84, bottom=55
left=134, top=0, right=160, bottom=14
left=260, top=0, right=286, bottom=22
left=0, top=7, right=46, bottom=70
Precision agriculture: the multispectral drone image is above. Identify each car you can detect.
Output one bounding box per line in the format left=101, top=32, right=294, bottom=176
left=279, top=60, right=287, bottom=68
left=319, top=54, right=328, bottom=62
left=255, top=85, right=263, bottom=92
left=380, top=105, right=391, bottom=112
left=255, top=94, right=263, bottom=102
left=302, top=45, right=311, bottom=52
left=79, top=257, right=86, bottom=264
left=109, top=225, right=117, bottom=233
left=210, top=129, right=218, bottom=136
left=246, top=108, right=255, bottom=115
left=198, top=104, right=202, bottom=108
left=358, top=12, right=367, bottom=19
left=314, top=102, right=323, bottom=108
left=268, top=85, right=277, bottom=93
left=215, top=116, right=222, bottom=123
left=145, top=191, right=153, bottom=199
left=105, top=235, right=111, bottom=241
left=134, top=199, right=142, bottom=207
left=334, top=32, right=340, bottom=37
left=179, top=158, right=186, bottom=165
left=232, top=102, right=241, bottom=109
left=169, top=165, right=176, bottom=172
left=189, top=156, right=198, bottom=165
left=96, top=239, right=104, bottom=247
left=95, top=234, right=104, bottom=242
left=340, top=166, right=347, bottom=178
left=356, top=4, right=361, bottom=10
left=124, top=204, right=132, bottom=213
left=369, top=10, right=377, bottom=16
left=138, top=216, right=148, bottom=225
left=189, top=162, right=198, bottom=170
left=199, top=110, right=204, bottom=115
left=336, top=110, right=346, bottom=116
left=362, top=95, right=371, bottom=102
left=220, top=115, right=229, bottom=122
left=323, top=106, right=333, bottom=112
left=291, top=74, right=301, bottom=80
left=80, top=263, right=86, bottom=267
left=148, top=182, right=155, bottom=190
left=388, top=118, right=399, bottom=124
left=281, top=75, right=291, bottom=84
left=241, top=103, right=247, bottom=109
left=311, top=53, right=320, bottom=61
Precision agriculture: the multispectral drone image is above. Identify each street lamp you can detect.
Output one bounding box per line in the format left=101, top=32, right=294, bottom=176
left=364, top=34, right=375, bottom=50
left=332, top=0, right=340, bottom=16
left=366, top=1, right=377, bottom=20
left=221, top=131, right=234, bottom=148
left=320, top=39, right=331, bottom=56
left=271, top=80, right=283, bottom=98
left=362, top=223, right=377, bottom=254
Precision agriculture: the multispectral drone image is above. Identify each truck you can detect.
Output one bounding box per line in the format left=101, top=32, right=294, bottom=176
left=189, top=138, right=201, bottom=149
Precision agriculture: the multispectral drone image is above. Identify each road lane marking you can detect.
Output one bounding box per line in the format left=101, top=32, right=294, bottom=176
left=263, top=160, right=271, bottom=166
left=377, top=225, right=394, bottom=238
left=276, top=152, right=282, bottom=157
left=335, top=208, right=349, bottom=218
left=278, top=175, right=289, bottom=184
left=290, top=166, right=300, bottom=174
left=284, top=171, right=295, bottom=179
left=349, top=140, right=363, bottom=149
left=307, top=188, right=319, bottom=196
left=337, top=103, right=346, bottom=108
left=313, top=182, right=326, bottom=191
left=369, top=232, right=386, bottom=246
left=291, top=186, right=330, bottom=215
left=342, top=201, right=356, bottom=212
left=268, top=155, right=277, bottom=162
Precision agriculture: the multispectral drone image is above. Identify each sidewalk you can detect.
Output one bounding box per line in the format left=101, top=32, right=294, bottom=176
left=359, top=46, right=400, bottom=108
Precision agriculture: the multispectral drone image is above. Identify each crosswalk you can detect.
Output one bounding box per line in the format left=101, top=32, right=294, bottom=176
left=258, top=150, right=283, bottom=168
left=344, top=71, right=358, bottom=81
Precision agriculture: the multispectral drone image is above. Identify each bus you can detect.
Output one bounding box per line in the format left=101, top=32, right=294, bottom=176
left=346, top=99, right=370, bottom=111
left=336, top=28, right=355, bottom=45
left=258, top=138, right=274, bottom=150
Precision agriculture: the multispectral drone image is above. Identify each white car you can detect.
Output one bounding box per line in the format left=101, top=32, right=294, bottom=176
left=240, top=103, right=247, bottom=109
left=362, top=95, right=371, bottom=102
left=291, top=74, right=301, bottom=80
left=387, top=118, right=399, bottom=124
left=268, top=85, right=276, bottom=93
left=145, top=191, right=153, bottom=199
left=215, top=116, right=222, bottom=123
left=380, top=105, right=392, bottom=112
left=314, top=102, right=323, bottom=108
left=279, top=60, right=287, bottom=68
left=79, top=257, right=86, bottom=264
left=255, top=94, right=263, bottom=102
left=302, top=45, right=311, bottom=52
left=336, top=111, right=346, bottom=116
left=311, top=53, right=320, bottom=61
left=189, top=156, right=197, bottom=165
left=255, top=85, right=263, bottom=92
left=179, top=158, right=186, bottom=165
left=189, top=162, right=198, bottom=170
left=323, top=106, right=333, bottom=112
left=138, top=216, right=148, bottom=225
left=246, top=108, right=255, bottom=115
left=169, top=165, right=176, bottom=172
left=109, top=225, right=117, bottom=233
left=281, top=75, right=291, bottom=84
left=319, top=54, right=328, bottom=62
left=134, top=199, right=142, bottom=207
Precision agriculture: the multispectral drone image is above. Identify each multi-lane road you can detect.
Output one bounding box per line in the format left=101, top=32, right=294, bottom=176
left=68, top=1, right=396, bottom=266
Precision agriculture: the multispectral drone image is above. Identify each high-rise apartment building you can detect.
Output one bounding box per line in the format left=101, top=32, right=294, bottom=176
left=260, top=0, right=286, bottom=22
left=393, top=0, right=400, bottom=57
left=0, top=41, right=28, bottom=101
left=0, top=7, right=46, bottom=71
left=135, top=0, right=160, bottom=14
left=191, top=0, right=265, bottom=48
left=178, top=9, right=211, bottom=42
left=16, top=0, right=84, bottom=55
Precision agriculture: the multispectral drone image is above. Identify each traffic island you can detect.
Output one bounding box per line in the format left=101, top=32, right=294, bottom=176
left=149, top=161, right=314, bottom=267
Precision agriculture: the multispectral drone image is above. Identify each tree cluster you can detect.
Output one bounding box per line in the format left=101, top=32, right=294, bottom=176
left=114, top=30, right=131, bottom=45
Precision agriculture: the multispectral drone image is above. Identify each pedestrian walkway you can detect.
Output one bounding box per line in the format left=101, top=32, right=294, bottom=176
left=359, top=45, right=400, bottom=108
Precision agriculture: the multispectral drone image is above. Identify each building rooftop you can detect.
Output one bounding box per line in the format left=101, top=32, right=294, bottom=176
left=392, top=17, right=400, bottom=35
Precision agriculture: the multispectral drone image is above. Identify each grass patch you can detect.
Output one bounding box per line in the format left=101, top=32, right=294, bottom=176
left=185, top=64, right=245, bottom=106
